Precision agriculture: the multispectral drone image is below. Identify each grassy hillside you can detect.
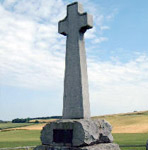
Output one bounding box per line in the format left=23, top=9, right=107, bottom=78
left=0, top=111, right=148, bottom=149
left=9, top=110, right=148, bottom=133
left=92, top=110, right=148, bottom=133
left=0, top=123, right=34, bottom=130
left=0, top=130, right=41, bottom=148
left=29, top=118, right=57, bottom=123
left=0, top=130, right=147, bottom=149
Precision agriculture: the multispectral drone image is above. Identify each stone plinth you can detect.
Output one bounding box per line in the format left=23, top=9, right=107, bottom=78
left=34, top=143, right=120, bottom=150
left=40, top=119, right=113, bottom=147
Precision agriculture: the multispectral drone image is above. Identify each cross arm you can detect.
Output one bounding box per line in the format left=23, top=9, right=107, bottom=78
left=58, top=18, right=68, bottom=36
left=79, top=13, right=93, bottom=33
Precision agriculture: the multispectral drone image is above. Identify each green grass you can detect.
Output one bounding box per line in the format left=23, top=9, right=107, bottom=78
left=0, top=130, right=147, bottom=149
left=0, top=123, right=34, bottom=130
left=113, top=133, right=147, bottom=150
left=120, top=148, right=145, bottom=150
left=0, top=130, right=41, bottom=148
left=113, top=133, right=148, bottom=145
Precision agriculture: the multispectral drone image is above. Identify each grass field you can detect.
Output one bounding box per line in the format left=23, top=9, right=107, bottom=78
left=0, top=111, right=147, bottom=149
left=0, top=123, right=34, bottom=130
left=29, top=119, right=57, bottom=123
left=0, top=130, right=147, bottom=149
left=120, top=147, right=145, bottom=150
left=12, top=111, right=148, bottom=133
left=92, top=110, right=148, bottom=133
left=0, top=130, right=41, bottom=148
left=113, top=133, right=147, bottom=150
left=6, top=110, right=147, bottom=133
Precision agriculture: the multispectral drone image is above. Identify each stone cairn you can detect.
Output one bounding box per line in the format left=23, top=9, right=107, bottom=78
left=34, top=2, right=120, bottom=150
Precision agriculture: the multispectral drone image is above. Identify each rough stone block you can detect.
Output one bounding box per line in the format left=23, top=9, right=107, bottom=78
left=34, top=143, right=120, bottom=150
left=41, top=119, right=113, bottom=147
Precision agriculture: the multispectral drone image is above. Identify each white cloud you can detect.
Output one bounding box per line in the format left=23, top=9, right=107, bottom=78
left=106, top=8, right=118, bottom=21
left=0, top=0, right=147, bottom=117
left=0, top=0, right=66, bottom=90
left=100, top=26, right=110, bottom=31
left=0, top=0, right=110, bottom=91
left=93, top=37, right=108, bottom=44
left=88, top=54, right=148, bottom=115
left=85, top=27, right=96, bottom=39
left=75, top=0, right=111, bottom=43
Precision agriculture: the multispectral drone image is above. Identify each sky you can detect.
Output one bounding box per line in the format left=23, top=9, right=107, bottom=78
left=0, top=0, right=148, bottom=121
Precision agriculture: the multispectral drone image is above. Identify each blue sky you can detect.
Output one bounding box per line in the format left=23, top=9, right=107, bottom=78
left=0, top=0, right=148, bottom=121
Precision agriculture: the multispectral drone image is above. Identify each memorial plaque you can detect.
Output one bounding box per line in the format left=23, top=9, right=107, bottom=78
left=53, top=129, right=73, bottom=144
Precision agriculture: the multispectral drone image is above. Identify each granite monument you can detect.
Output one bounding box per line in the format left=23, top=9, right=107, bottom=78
left=34, top=2, right=120, bottom=150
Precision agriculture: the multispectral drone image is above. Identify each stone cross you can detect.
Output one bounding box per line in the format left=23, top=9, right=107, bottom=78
left=58, top=2, right=93, bottom=119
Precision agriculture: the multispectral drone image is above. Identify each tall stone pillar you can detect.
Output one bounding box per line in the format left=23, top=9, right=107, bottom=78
left=58, top=2, right=92, bottom=119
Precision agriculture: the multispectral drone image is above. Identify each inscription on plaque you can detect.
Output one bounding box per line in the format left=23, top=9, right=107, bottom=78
left=53, top=129, right=73, bottom=144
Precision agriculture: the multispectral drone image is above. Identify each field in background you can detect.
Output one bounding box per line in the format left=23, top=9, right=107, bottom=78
left=14, top=110, right=148, bottom=133
left=13, top=119, right=57, bottom=130
left=0, top=110, right=148, bottom=149
left=0, top=119, right=56, bottom=131
left=114, top=133, right=147, bottom=150
left=113, top=133, right=148, bottom=145
left=120, top=147, right=145, bottom=150
left=0, top=130, right=147, bottom=149
left=0, top=130, right=41, bottom=148
left=92, top=110, right=148, bottom=133
left=0, top=123, right=34, bottom=131
left=29, top=119, right=57, bottom=123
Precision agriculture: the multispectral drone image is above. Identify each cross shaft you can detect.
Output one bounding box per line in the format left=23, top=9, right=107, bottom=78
left=58, top=2, right=93, bottom=119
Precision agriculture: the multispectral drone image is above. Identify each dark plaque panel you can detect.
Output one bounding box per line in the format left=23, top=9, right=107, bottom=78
left=53, top=129, right=73, bottom=144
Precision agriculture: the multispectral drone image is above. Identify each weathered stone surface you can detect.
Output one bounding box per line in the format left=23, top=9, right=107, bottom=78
left=59, top=2, right=93, bottom=119
left=33, top=2, right=121, bottom=150
left=34, top=143, right=120, bottom=150
left=41, top=119, right=113, bottom=147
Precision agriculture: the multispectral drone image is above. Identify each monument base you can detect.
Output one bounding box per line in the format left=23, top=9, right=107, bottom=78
left=34, top=143, right=120, bottom=150
left=34, top=119, right=120, bottom=150
left=40, top=119, right=113, bottom=147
